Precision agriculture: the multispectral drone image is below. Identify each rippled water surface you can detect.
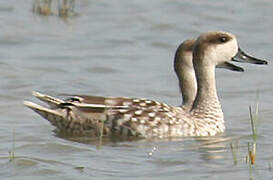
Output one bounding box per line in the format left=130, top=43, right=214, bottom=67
left=1, top=0, right=273, bottom=179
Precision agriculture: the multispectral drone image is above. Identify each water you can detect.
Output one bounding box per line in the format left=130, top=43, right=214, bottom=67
left=0, top=0, right=273, bottom=179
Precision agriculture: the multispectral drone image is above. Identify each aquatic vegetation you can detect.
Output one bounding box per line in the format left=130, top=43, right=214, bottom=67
left=8, top=129, right=16, bottom=162
left=247, top=106, right=258, bottom=166
left=32, top=0, right=78, bottom=18
left=249, top=105, right=259, bottom=140
left=58, top=0, right=78, bottom=18
left=32, top=0, right=53, bottom=16
left=230, top=142, right=238, bottom=165
left=247, top=93, right=260, bottom=166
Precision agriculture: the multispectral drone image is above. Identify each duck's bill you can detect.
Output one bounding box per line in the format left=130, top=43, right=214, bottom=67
left=217, top=47, right=268, bottom=72
left=217, top=62, right=244, bottom=72
left=232, top=48, right=268, bottom=65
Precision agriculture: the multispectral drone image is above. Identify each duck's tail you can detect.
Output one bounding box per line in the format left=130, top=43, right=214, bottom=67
left=23, top=100, right=67, bottom=129
left=24, top=92, right=102, bottom=135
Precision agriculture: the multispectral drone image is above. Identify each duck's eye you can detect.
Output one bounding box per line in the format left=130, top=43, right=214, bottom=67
left=220, top=37, right=227, bottom=43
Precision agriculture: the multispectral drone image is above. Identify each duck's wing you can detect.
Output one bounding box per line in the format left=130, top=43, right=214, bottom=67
left=32, top=91, right=65, bottom=108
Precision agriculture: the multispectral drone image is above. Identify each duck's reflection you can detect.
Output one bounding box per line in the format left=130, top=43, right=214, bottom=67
left=193, top=135, right=240, bottom=162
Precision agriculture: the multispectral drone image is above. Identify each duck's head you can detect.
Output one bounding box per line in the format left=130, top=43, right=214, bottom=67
left=174, top=39, right=195, bottom=74
left=193, top=31, right=268, bottom=72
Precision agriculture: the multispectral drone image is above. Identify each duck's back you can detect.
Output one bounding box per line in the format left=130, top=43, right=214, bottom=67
left=25, top=92, right=198, bottom=138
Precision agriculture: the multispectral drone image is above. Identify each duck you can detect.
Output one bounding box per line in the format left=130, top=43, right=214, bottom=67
left=175, top=38, right=263, bottom=111
left=24, top=31, right=268, bottom=138
left=173, top=39, right=261, bottom=110
left=174, top=39, right=197, bottom=111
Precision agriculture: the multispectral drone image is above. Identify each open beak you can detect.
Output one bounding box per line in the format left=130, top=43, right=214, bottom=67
left=217, top=47, right=268, bottom=72
left=232, top=48, right=268, bottom=65
left=217, top=62, right=244, bottom=72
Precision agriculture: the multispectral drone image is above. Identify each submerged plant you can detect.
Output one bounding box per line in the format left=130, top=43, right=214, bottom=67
left=8, top=129, right=16, bottom=162
left=230, top=142, right=238, bottom=165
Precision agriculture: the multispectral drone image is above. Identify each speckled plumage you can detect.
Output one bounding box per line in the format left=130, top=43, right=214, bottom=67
left=24, top=31, right=268, bottom=138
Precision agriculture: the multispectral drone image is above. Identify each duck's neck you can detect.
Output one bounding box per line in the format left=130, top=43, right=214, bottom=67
left=192, top=65, right=224, bottom=123
left=174, top=54, right=197, bottom=110
left=178, top=67, right=197, bottom=109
